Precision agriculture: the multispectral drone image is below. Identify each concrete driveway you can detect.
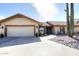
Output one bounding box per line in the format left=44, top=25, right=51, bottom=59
left=0, top=35, right=79, bottom=56
left=0, top=37, right=41, bottom=47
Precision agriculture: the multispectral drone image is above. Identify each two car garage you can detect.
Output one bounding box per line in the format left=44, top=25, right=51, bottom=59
left=7, top=26, right=35, bottom=37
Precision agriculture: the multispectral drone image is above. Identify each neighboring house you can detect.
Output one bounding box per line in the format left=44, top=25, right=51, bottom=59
left=0, top=14, right=41, bottom=37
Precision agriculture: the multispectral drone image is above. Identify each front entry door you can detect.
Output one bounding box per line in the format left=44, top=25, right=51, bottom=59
left=46, top=27, right=52, bottom=35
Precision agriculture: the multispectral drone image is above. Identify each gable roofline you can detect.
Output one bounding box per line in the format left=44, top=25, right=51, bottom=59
left=47, top=21, right=66, bottom=26
left=0, top=13, right=41, bottom=25
left=41, top=22, right=52, bottom=27
left=47, top=21, right=79, bottom=26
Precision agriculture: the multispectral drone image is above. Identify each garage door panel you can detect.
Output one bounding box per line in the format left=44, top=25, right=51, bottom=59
left=7, top=26, right=34, bottom=37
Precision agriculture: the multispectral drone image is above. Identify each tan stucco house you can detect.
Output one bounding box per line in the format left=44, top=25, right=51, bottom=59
left=0, top=13, right=41, bottom=37
left=0, top=13, right=79, bottom=37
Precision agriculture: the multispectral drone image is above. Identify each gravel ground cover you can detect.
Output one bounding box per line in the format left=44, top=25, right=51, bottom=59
left=50, top=36, right=79, bottom=50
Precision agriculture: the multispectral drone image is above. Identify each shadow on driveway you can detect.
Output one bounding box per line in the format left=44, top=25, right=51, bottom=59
left=0, top=37, right=41, bottom=48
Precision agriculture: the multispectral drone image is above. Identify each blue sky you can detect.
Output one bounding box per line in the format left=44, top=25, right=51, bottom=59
left=55, top=3, right=79, bottom=21
left=0, top=3, right=44, bottom=21
left=0, top=3, right=79, bottom=22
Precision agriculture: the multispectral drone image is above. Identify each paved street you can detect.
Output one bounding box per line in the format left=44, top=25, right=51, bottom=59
left=0, top=35, right=79, bottom=56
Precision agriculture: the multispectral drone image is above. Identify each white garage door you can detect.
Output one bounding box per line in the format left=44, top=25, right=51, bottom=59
left=7, top=26, right=34, bottom=37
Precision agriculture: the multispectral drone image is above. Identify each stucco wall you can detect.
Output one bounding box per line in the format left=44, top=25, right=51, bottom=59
left=64, top=27, right=67, bottom=34
left=53, top=26, right=79, bottom=34
left=53, top=26, right=60, bottom=34
left=74, top=27, right=79, bottom=33
left=1, top=18, right=39, bottom=26
left=53, top=26, right=67, bottom=34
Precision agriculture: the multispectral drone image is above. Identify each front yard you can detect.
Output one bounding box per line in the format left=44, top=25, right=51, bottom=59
left=0, top=35, right=79, bottom=56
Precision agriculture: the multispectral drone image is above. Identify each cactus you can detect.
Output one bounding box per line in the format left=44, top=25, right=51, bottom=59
left=66, top=3, right=71, bottom=36
left=70, top=3, right=74, bottom=37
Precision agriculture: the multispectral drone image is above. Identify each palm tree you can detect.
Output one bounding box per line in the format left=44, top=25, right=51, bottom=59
left=70, top=3, right=74, bottom=37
